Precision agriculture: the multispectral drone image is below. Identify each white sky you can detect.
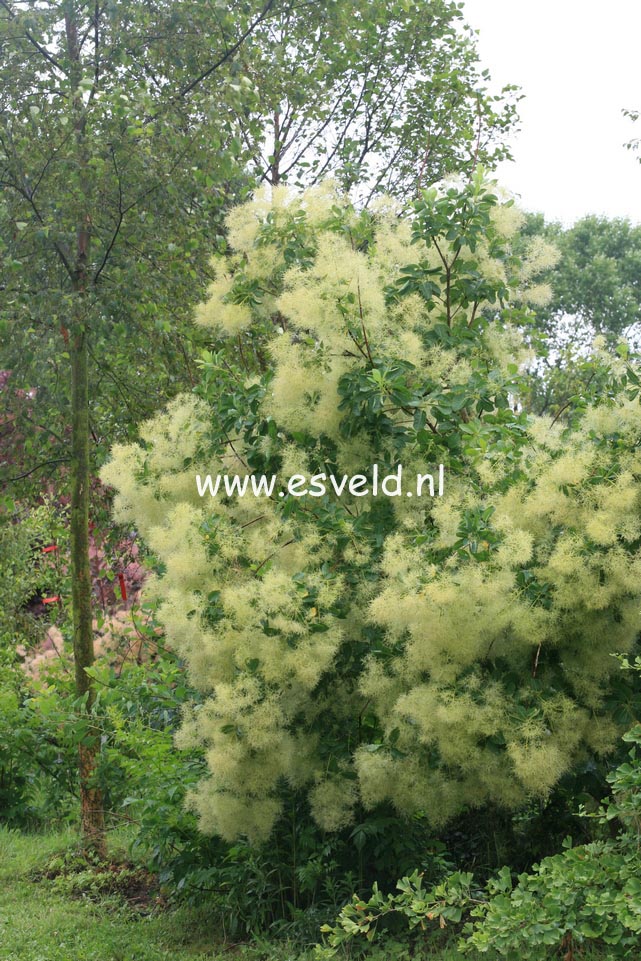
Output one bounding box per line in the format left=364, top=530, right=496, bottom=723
left=461, top=0, right=641, bottom=226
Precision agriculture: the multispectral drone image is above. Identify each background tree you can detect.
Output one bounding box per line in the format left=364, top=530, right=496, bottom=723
left=518, top=214, right=641, bottom=417
left=237, top=0, right=519, bottom=198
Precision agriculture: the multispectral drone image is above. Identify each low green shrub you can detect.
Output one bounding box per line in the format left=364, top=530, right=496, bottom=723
left=0, top=661, right=79, bottom=826
left=464, top=841, right=641, bottom=959
left=316, top=870, right=480, bottom=958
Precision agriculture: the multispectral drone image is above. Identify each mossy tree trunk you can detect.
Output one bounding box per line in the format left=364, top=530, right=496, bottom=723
left=66, top=6, right=106, bottom=860
left=70, top=310, right=106, bottom=859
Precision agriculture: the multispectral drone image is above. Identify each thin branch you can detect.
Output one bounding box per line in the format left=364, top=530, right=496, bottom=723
left=0, top=175, right=73, bottom=277
left=415, top=133, right=431, bottom=197
left=154, top=0, right=278, bottom=113
left=7, top=457, right=70, bottom=481
left=240, top=514, right=267, bottom=529
left=93, top=148, right=124, bottom=283
left=0, top=0, right=66, bottom=75
left=255, top=538, right=296, bottom=575
left=549, top=371, right=596, bottom=429
left=531, top=642, right=542, bottom=678
left=356, top=279, right=373, bottom=365
left=18, top=411, right=66, bottom=447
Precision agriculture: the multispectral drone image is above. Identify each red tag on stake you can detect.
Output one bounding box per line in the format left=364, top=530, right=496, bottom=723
left=42, top=596, right=60, bottom=604
left=42, top=545, right=58, bottom=553
left=118, top=572, right=127, bottom=602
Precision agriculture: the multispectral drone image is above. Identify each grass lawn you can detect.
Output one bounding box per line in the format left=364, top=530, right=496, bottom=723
left=0, top=826, right=614, bottom=961
left=0, top=826, right=475, bottom=961
left=0, top=826, right=276, bottom=961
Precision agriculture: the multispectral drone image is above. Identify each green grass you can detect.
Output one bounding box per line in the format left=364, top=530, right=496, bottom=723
left=0, top=826, right=294, bottom=961
left=0, top=826, right=608, bottom=961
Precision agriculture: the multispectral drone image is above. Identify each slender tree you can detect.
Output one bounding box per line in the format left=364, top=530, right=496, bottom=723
left=0, top=0, right=279, bottom=855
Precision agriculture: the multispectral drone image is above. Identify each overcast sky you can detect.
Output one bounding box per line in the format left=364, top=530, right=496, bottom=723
left=461, top=0, right=641, bottom=226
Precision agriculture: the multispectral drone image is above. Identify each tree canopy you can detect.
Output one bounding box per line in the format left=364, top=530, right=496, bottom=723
left=1, top=0, right=518, bottom=485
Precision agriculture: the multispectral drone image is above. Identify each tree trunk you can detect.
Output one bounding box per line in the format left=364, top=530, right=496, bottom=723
left=64, top=1, right=106, bottom=861
left=70, top=317, right=106, bottom=859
